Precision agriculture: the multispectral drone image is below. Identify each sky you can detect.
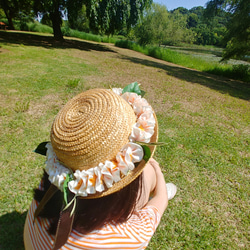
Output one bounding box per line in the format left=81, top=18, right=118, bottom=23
left=153, top=0, right=209, bottom=10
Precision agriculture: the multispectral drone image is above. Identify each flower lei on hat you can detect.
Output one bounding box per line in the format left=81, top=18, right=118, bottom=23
left=34, top=82, right=158, bottom=210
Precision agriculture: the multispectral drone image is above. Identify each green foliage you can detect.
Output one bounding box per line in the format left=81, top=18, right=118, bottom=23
left=0, top=0, right=33, bottom=29
left=86, top=0, right=152, bottom=36
left=115, top=40, right=250, bottom=82
left=41, top=13, right=52, bottom=27
left=21, top=21, right=53, bottom=33
left=14, top=99, right=30, bottom=113
left=66, top=78, right=80, bottom=90
left=231, top=64, right=250, bottom=81
left=205, top=0, right=250, bottom=60
left=61, top=28, right=102, bottom=42
left=135, top=4, right=195, bottom=46
left=32, top=0, right=153, bottom=39
left=135, top=4, right=169, bottom=45
left=0, top=7, right=5, bottom=18
left=67, top=3, right=89, bottom=32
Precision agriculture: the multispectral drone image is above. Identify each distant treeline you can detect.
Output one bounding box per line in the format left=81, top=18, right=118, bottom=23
left=131, top=4, right=229, bottom=47
left=0, top=3, right=229, bottom=47
left=0, top=0, right=248, bottom=62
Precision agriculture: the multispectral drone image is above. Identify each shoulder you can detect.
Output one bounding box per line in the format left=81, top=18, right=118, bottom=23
left=130, top=205, right=161, bottom=230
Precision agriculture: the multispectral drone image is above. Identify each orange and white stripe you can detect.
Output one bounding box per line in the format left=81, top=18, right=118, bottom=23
left=24, top=199, right=160, bottom=250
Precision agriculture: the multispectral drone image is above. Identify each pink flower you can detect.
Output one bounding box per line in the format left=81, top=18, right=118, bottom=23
left=132, top=97, right=151, bottom=117
left=121, top=92, right=139, bottom=105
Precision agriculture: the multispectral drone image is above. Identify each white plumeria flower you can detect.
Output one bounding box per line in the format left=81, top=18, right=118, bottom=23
left=133, top=97, right=151, bottom=117
left=129, top=122, right=154, bottom=143
left=116, top=152, right=132, bottom=175
left=100, top=162, right=114, bottom=188
left=45, top=143, right=70, bottom=191
left=68, top=169, right=88, bottom=197
left=138, top=109, right=155, bottom=126
left=101, top=161, right=121, bottom=188
left=116, top=142, right=144, bottom=174
left=85, top=167, right=104, bottom=194
left=121, top=92, right=139, bottom=105
left=121, top=142, right=143, bottom=163
left=112, top=88, right=123, bottom=96
left=94, top=166, right=105, bottom=192
left=85, top=168, right=97, bottom=194
left=49, top=171, right=67, bottom=191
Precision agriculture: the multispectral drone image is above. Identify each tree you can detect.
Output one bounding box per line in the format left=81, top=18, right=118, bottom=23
left=0, top=0, right=33, bottom=29
left=33, top=0, right=152, bottom=40
left=34, top=0, right=65, bottom=40
left=135, top=4, right=196, bottom=46
left=166, top=9, right=196, bottom=45
left=187, top=13, right=198, bottom=28
left=205, top=0, right=250, bottom=60
left=171, top=7, right=189, bottom=15
left=135, top=4, right=170, bottom=46
left=85, top=0, right=152, bottom=36
left=66, top=2, right=89, bottom=32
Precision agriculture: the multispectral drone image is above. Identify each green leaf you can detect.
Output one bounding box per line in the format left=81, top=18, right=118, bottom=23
left=136, top=141, right=167, bottom=146
left=63, top=195, right=76, bottom=211
left=122, top=82, right=142, bottom=95
left=142, top=145, right=151, bottom=162
left=33, top=141, right=50, bottom=156
left=70, top=198, right=77, bottom=217
left=63, top=173, right=73, bottom=205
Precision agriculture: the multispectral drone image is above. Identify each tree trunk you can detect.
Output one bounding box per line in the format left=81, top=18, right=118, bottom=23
left=3, top=9, right=15, bottom=30
left=6, top=15, right=15, bottom=30
left=50, top=10, right=63, bottom=41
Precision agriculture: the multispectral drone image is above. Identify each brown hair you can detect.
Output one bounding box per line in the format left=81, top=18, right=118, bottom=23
left=34, top=171, right=143, bottom=235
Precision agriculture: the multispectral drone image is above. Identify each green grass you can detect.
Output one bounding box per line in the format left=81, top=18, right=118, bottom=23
left=115, top=40, right=250, bottom=82
left=0, top=32, right=249, bottom=249
left=18, top=21, right=121, bottom=44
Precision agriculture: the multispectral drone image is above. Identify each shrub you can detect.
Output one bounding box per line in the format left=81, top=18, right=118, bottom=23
left=21, top=21, right=53, bottom=34
left=232, top=64, right=250, bottom=82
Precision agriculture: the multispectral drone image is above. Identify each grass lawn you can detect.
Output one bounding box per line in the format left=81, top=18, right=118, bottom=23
left=0, top=31, right=249, bottom=249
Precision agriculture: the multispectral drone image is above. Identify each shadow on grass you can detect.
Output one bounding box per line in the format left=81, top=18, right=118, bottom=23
left=118, top=54, right=250, bottom=100
left=0, top=210, right=27, bottom=250
left=0, top=30, right=116, bottom=53
left=1, top=31, right=249, bottom=100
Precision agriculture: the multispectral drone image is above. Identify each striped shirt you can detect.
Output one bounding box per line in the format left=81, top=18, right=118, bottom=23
left=24, top=199, right=161, bottom=250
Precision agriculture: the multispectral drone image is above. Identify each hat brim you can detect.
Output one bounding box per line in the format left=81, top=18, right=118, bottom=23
left=84, top=112, right=158, bottom=199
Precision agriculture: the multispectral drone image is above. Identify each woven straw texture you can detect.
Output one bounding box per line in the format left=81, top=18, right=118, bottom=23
left=51, top=89, right=136, bottom=171
left=88, top=117, right=158, bottom=198
left=50, top=88, right=158, bottom=198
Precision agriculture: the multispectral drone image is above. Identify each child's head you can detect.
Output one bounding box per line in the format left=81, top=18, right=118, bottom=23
left=46, top=86, right=158, bottom=199
left=34, top=84, right=158, bottom=249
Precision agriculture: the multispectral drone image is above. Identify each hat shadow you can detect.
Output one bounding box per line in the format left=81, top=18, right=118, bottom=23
left=0, top=210, right=27, bottom=250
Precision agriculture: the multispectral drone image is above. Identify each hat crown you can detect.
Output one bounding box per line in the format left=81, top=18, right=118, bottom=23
left=50, top=89, right=136, bottom=171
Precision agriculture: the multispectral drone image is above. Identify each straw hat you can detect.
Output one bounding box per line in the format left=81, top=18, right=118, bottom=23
left=47, top=87, right=158, bottom=198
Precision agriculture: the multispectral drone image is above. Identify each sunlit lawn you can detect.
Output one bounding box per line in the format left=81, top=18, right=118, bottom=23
left=0, top=31, right=249, bottom=249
